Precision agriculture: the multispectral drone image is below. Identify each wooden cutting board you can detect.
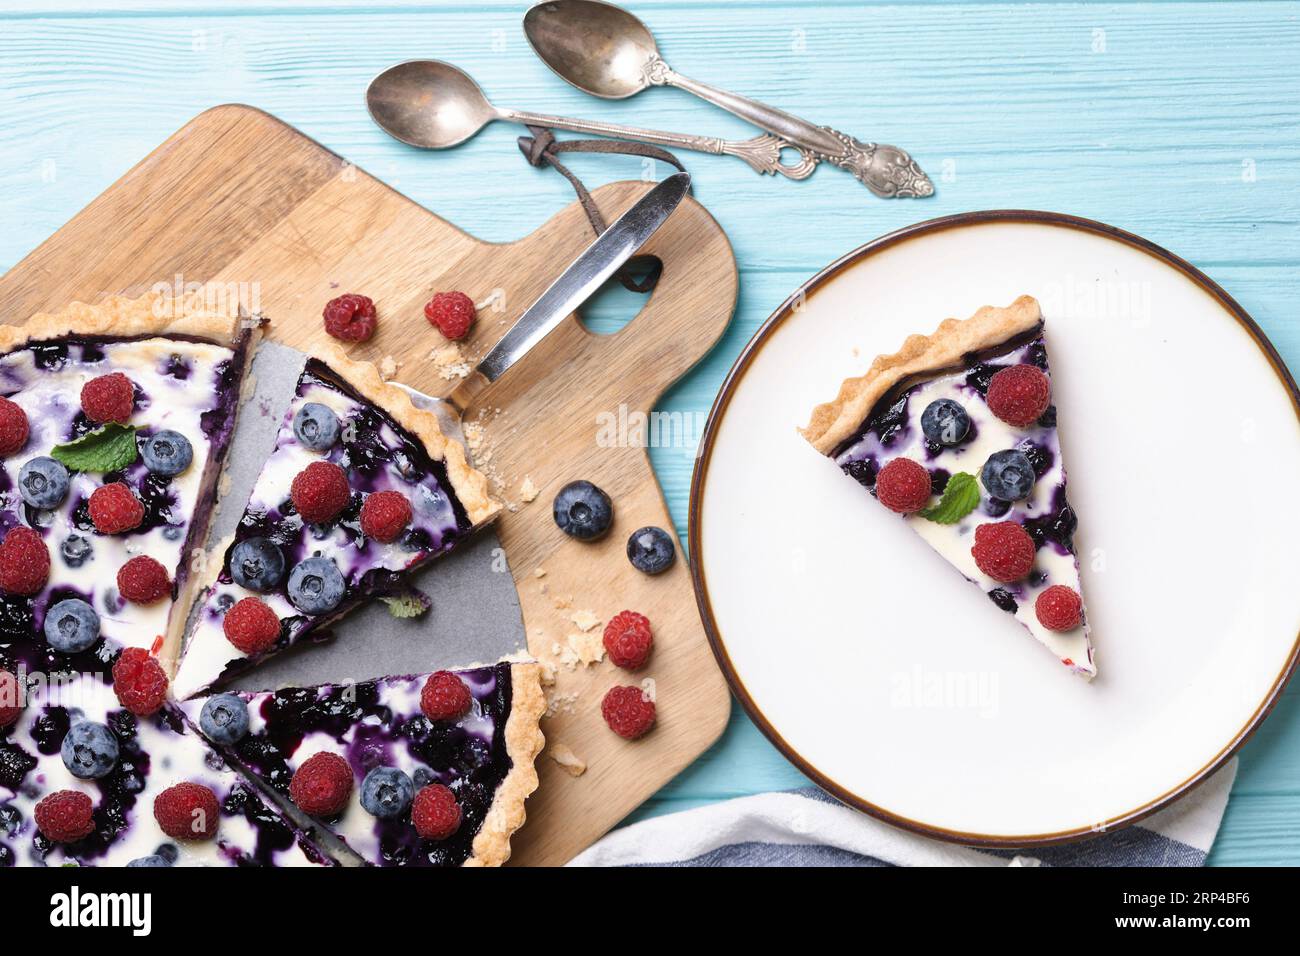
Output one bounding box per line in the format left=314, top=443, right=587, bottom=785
left=0, top=105, right=736, bottom=867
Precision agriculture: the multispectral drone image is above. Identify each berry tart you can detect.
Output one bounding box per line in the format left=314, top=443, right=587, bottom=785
left=172, top=343, right=498, bottom=699
left=0, top=669, right=329, bottom=867
left=179, top=662, right=545, bottom=866
left=0, top=293, right=254, bottom=675
left=801, top=296, right=1094, bottom=677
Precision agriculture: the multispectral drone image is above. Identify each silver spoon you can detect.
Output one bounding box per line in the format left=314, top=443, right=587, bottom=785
left=366, top=60, right=817, bottom=180
left=522, top=0, right=933, bottom=198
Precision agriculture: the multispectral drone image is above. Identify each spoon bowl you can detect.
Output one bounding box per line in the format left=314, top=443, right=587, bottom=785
left=524, top=0, right=659, bottom=99
left=366, top=60, right=498, bottom=149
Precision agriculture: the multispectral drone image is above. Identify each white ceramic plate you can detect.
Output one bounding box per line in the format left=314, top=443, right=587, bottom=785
left=690, top=212, right=1300, bottom=844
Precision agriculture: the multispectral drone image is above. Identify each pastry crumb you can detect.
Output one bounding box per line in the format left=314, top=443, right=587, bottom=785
left=545, top=691, right=579, bottom=717
left=519, top=475, right=539, bottom=503
left=379, top=355, right=400, bottom=380
left=430, top=344, right=471, bottom=380
left=548, top=743, right=587, bottom=777
left=567, top=631, right=605, bottom=666
left=533, top=566, right=546, bottom=579
left=553, top=594, right=574, bottom=610
left=570, top=609, right=600, bottom=633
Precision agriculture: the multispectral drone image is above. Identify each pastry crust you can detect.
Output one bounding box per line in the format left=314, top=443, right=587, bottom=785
left=465, top=661, right=546, bottom=867
left=0, top=290, right=242, bottom=353
left=801, top=295, right=1043, bottom=455
left=312, top=341, right=500, bottom=528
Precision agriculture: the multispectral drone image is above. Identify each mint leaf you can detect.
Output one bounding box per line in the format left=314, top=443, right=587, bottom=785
left=382, top=591, right=431, bottom=619
left=51, top=423, right=138, bottom=473
left=919, top=471, right=981, bottom=524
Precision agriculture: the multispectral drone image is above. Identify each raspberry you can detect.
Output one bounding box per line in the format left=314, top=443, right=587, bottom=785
left=153, top=782, right=220, bottom=840
left=116, top=555, right=170, bottom=604
left=603, top=611, right=654, bottom=670
left=222, top=597, right=282, bottom=654
left=411, top=784, right=461, bottom=840
left=424, top=291, right=476, bottom=341
left=875, top=457, right=933, bottom=514
left=971, top=521, right=1036, bottom=583
left=81, top=372, right=135, bottom=424
left=1035, top=585, right=1083, bottom=632
left=986, top=364, right=1050, bottom=428
left=0, top=397, right=29, bottom=456
left=601, top=685, right=656, bottom=740
left=360, top=490, right=412, bottom=542
left=289, top=751, right=353, bottom=816
left=112, top=647, right=169, bottom=716
left=420, top=671, right=471, bottom=721
left=322, top=293, right=378, bottom=343
left=35, top=790, right=95, bottom=843
left=290, top=461, right=351, bottom=524
left=0, top=526, right=50, bottom=596
left=0, top=668, right=24, bottom=728
left=88, top=482, right=144, bottom=534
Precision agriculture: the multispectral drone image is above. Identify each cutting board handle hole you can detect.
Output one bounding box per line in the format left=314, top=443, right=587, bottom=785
left=576, top=255, right=662, bottom=336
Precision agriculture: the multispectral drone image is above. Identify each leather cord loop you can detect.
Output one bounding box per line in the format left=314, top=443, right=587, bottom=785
left=517, top=125, right=688, bottom=294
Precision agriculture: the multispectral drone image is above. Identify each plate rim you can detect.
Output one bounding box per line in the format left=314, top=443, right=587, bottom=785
left=688, top=208, right=1300, bottom=848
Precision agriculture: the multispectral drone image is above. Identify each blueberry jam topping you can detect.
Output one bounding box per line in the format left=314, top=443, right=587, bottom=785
left=988, top=588, right=1018, bottom=613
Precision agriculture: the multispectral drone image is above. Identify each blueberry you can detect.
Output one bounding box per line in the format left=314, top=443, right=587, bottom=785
left=920, top=399, right=970, bottom=447
left=293, top=403, right=341, bottom=452
left=61, top=535, right=92, bottom=568
left=360, top=766, right=414, bottom=819
left=18, top=457, right=70, bottom=509
left=199, top=693, right=250, bottom=745
left=981, top=449, right=1036, bottom=501
left=287, top=556, right=346, bottom=615
left=43, top=598, right=100, bottom=653
left=229, top=537, right=286, bottom=592
left=126, top=854, right=170, bottom=867
left=552, top=480, right=613, bottom=541
left=141, top=430, right=193, bottom=476
left=61, top=721, right=119, bottom=779
left=626, top=526, right=675, bottom=575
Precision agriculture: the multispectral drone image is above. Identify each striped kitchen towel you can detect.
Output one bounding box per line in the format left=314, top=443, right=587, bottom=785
left=569, top=759, right=1236, bottom=867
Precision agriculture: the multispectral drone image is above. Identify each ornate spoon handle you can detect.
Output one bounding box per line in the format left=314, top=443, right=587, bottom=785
left=501, top=107, right=817, bottom=180
left=642, top=54, right=933, bottom=198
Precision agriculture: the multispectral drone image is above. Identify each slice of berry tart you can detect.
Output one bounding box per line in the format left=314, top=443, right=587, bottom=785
left=0, top=667, right=329, bottom=866
left=0, top=293, right=254, bottom=678
left=178, top=661, right=545, bottom=866
left=172, top=344, right=498, bottom=699
left=801, top=296, right=1094, bottom=677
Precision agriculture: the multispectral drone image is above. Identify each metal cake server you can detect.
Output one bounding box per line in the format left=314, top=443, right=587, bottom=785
left=523, top=0, right=934, bottom=198
left=366, top=60, right=816, bottom=180
left=430, top=168, right=689, bottom=445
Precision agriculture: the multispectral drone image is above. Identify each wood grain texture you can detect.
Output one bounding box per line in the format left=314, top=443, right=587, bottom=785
left=0, top=1, right=1297, bottom=865
left=0, top=104, right=737, bottom=867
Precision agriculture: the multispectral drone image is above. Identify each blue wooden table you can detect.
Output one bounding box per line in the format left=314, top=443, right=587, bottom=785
left=2, top=0, right=1297, bottom=865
